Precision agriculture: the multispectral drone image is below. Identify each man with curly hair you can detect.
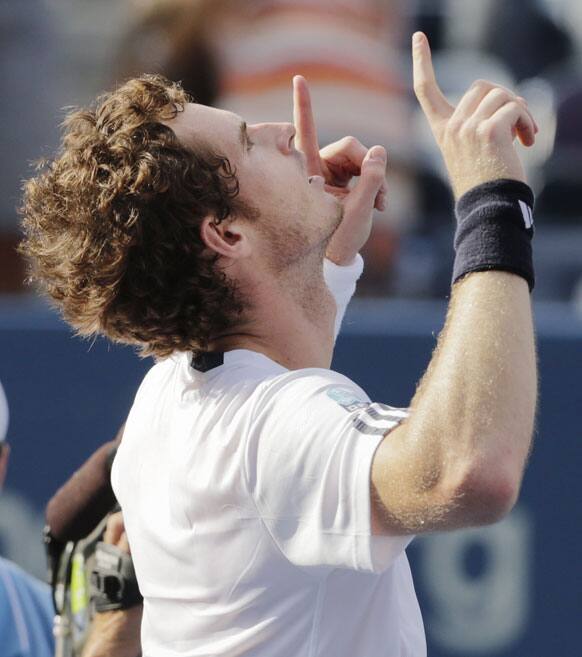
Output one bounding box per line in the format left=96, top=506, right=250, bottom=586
left=21, top=34, right=538, bottom=657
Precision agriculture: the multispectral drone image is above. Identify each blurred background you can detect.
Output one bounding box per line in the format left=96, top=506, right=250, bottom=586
left=0, top=1, right=580, bottom=655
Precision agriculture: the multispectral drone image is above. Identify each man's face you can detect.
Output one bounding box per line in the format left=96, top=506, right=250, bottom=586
left=168, top=103, right=342, bottom=269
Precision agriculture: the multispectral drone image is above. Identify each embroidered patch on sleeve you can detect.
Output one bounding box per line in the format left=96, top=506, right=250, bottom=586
left=326, top=386, right=370, bottom=412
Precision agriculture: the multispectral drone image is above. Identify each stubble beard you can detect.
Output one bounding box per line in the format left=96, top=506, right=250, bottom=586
left=264, top=201, right=343, bottom=270
left=260, top=201, right=344, bottom=325
left=218, top=200, right=343, bottom=342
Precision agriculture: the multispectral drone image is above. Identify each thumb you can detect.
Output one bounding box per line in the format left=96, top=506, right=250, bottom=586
left=345, top=146, right=387, bottom=217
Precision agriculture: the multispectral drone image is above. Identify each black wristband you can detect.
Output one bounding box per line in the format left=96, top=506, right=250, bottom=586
left=452, top=179, right=535, bottom=291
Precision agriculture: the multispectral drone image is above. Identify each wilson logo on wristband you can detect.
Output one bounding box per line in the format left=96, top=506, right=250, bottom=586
left=518, top=200, right=534, bottom=229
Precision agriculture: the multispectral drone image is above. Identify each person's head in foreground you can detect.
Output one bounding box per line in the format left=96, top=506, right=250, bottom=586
left=20, top=75, right=378, bottom=363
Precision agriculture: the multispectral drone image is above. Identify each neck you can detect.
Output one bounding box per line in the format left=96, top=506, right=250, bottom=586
left=209, top=257, right=336, bottom=370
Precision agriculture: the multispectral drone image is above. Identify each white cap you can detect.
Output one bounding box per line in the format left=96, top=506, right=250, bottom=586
left=0, top=381, right=9, bottom=443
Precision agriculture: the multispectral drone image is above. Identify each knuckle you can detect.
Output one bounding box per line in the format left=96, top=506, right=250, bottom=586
left=476, top=120, right=496, bottom=140
left=448, top=116, right=472, bottom=140
left=488, top=87, right=511, bottom=102
left=471, top=79, right=491, bottom=92
left=468, top=122, right=485, bottom=143
left=517, top=95, right=529, bottom=108
left=447, top=115, right=464, bottom=135
left=457, top=120, right=473, bottom=140
left=342, top=135, right=358, bottom=148
left=504, top=100, right=523, bottom=118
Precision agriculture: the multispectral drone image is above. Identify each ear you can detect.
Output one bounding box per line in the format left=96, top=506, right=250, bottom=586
left=200, top=216, right=252, bottom=260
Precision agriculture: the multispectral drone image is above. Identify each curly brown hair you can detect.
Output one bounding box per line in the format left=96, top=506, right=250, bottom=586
left=20, top=74, right=255, bottom=358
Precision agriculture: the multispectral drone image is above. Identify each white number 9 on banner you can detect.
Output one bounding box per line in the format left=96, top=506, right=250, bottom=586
left=418, top=506, right=532, bottom=653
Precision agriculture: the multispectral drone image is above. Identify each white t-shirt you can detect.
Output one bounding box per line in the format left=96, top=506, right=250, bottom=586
left=112, top=258, right=426, bottom=657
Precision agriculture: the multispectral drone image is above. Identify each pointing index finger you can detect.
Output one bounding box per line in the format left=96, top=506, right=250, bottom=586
left=412, top=32, right=454, bottom=125
left=293, top=75, right=322, bottom=176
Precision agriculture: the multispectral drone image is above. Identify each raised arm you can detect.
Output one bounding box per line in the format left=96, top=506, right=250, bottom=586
left=371, top=33, right=538, bottom=534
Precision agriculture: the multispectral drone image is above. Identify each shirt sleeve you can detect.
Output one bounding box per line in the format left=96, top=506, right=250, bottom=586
left=323, top=255, right=364, bottom=340
left=245, top=369, right=412, bottom=575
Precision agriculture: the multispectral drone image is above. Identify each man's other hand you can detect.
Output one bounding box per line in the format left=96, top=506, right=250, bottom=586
left=81, top=512, right=142, bottom=657
left=293, top=75, right=387, bottom=265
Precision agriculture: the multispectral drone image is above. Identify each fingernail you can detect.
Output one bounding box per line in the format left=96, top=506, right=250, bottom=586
left=413, top=32, right=424, bottom=46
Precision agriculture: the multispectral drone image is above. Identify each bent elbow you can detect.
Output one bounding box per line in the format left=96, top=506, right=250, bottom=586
left=455, top=466, right=521, bottom=526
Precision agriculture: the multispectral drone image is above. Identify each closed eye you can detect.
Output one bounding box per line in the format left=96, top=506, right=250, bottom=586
left=240, top=121, right=254, bottom=153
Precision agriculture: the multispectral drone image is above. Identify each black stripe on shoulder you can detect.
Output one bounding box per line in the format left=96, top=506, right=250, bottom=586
left=352, top=418, right=399, bottom=435
left=191, top=351, right=224, bottom=373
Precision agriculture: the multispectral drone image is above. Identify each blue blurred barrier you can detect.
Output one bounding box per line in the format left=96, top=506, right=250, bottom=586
left=0, top=297, right=580, bottom=656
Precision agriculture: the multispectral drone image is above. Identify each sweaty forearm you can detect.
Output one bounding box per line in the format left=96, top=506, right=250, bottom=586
left=411, top=269, right=536, bottom=512
left=373, top=268, right=536, bottom=533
